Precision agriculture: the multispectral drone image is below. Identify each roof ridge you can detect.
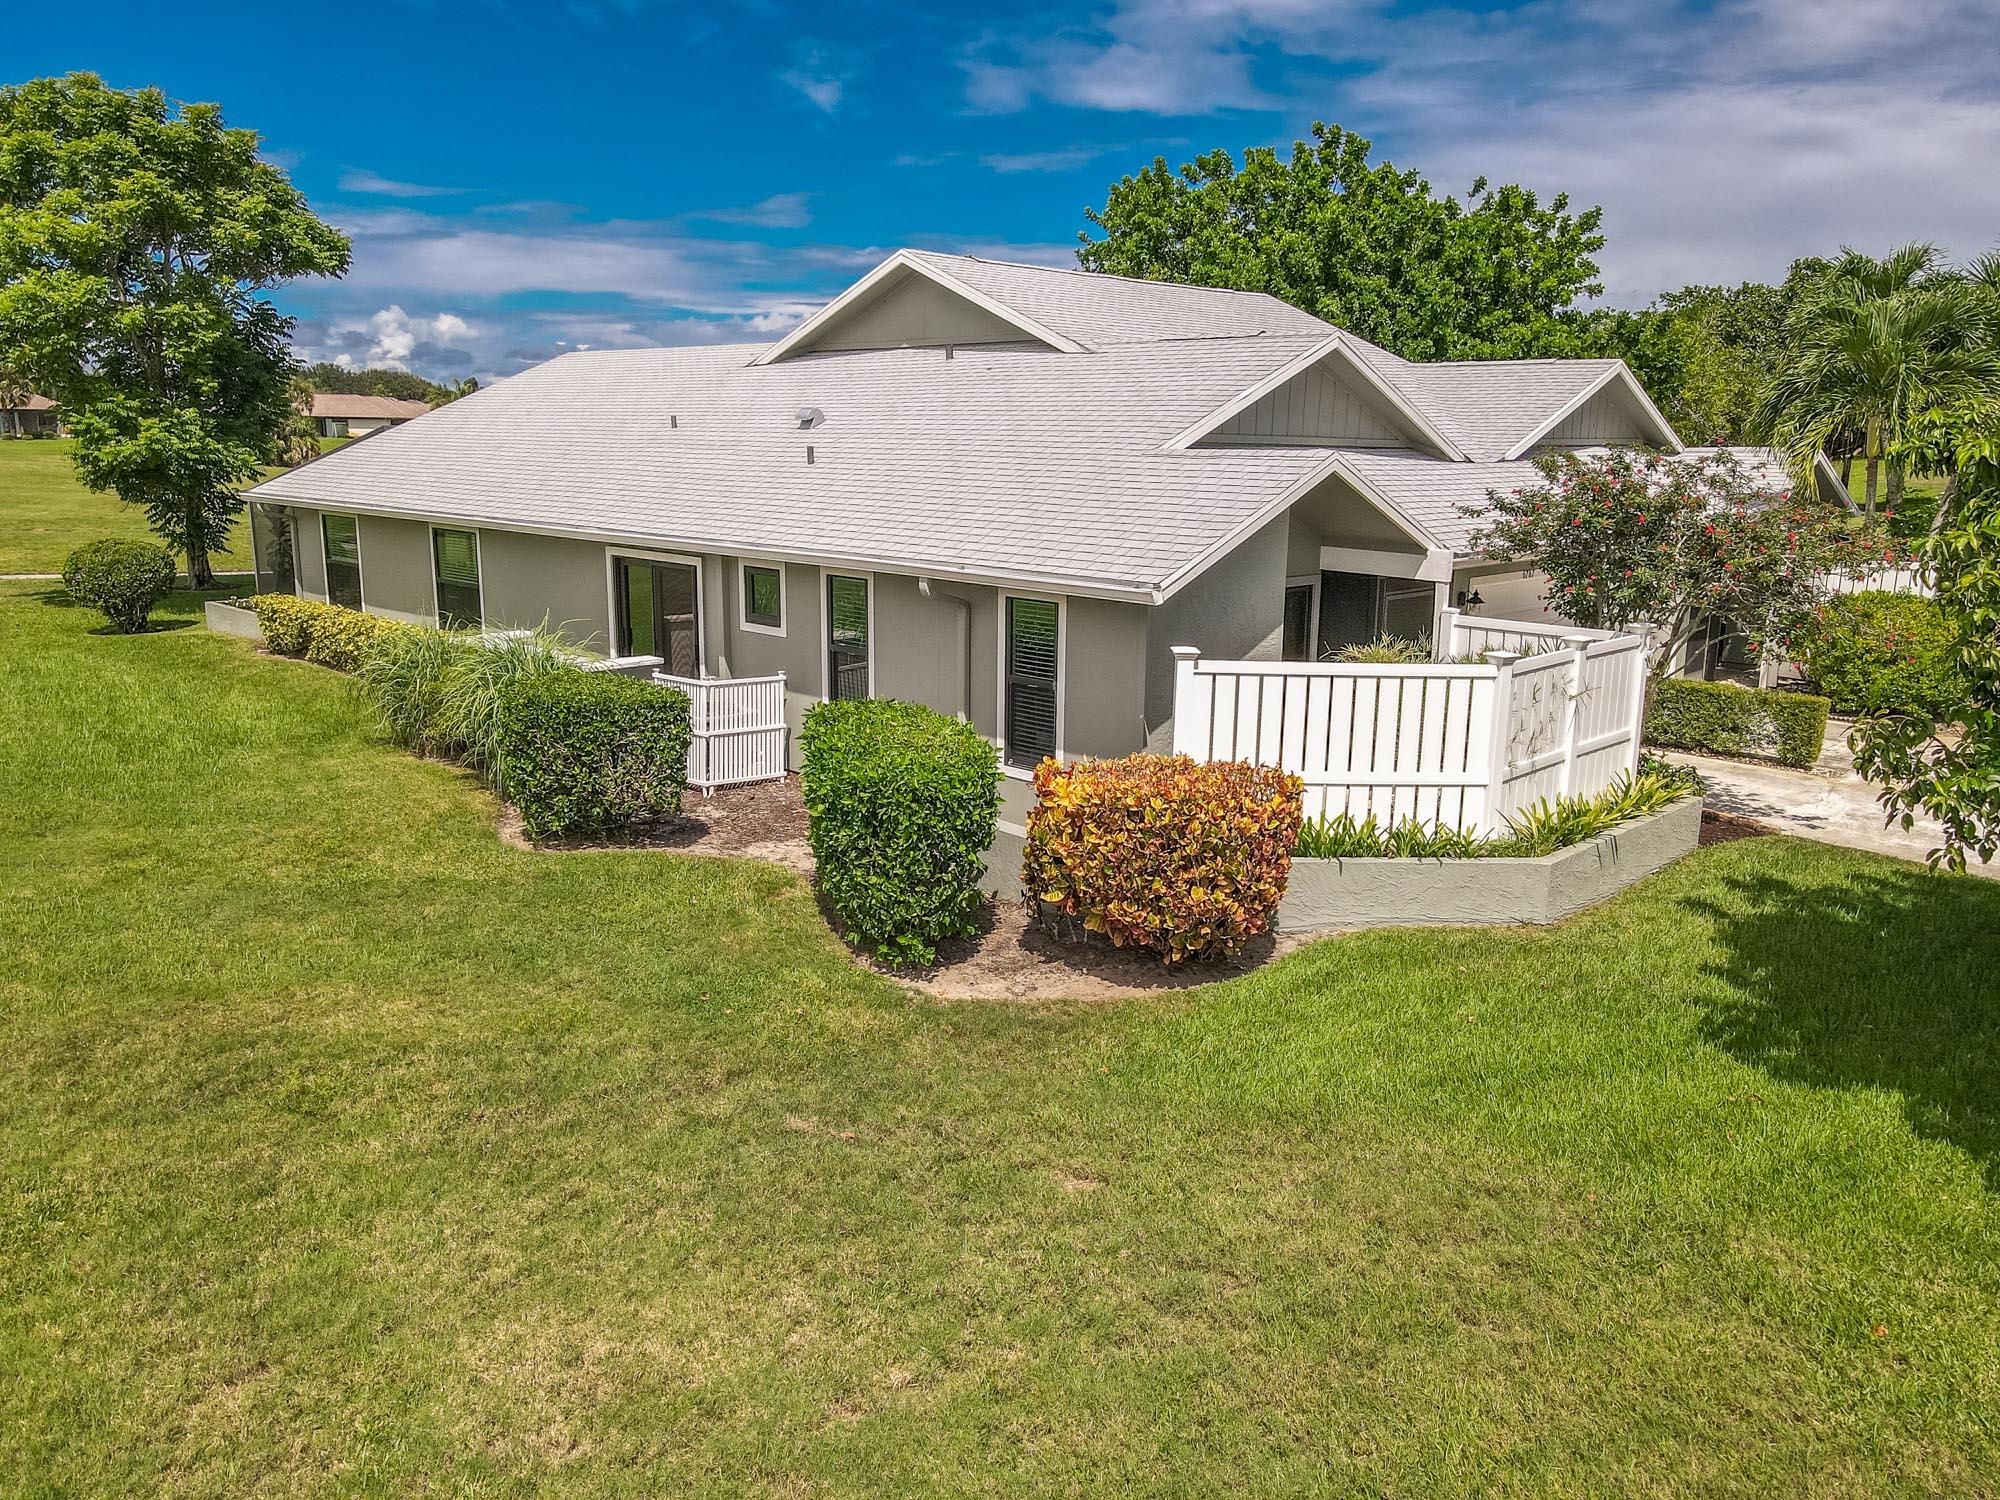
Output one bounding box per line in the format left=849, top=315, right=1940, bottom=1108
left=911, top=247, right=1317, bottom=304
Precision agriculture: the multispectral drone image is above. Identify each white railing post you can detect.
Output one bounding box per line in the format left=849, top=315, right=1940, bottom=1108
left=1434, top=606, right=1462, bottom=662
left=1482, top=650, right=1521, bottom=834
left=1169, top=645, right=1207, bottom=759
left=1624, top=622, right=1656, bottom=775
left=1556, top=634, right=1593, bottom=797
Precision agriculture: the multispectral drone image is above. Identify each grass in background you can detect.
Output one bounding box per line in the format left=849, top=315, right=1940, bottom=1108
left=0, top=436, right=347, bottom=574
left=2, top=581, right=1998, bottom=1495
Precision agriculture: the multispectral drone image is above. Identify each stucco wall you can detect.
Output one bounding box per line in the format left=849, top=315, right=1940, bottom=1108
left=355, top=515, right=437, bottom=622
left=485, top=529, right=612, bottom=647
left=1144, top=515, right=1289, bottom=747
left=1451, top=561, right=1573, bottom=627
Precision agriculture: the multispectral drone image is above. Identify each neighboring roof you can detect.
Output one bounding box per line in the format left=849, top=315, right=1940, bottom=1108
left=2, top=392, right=55, bottom=411
left=309, top=394, right=433, bottom=420
left=253, top=250, right=1704, bottom=598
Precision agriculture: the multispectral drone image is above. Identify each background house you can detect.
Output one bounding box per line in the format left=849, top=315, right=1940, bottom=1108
left=1, top=393, right=62, bottom=437
left=310, top=393, right=432, bottom=438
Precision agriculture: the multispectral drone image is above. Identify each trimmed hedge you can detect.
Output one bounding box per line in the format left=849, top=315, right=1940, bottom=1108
left=61, top=538, right=177, bottom=633
left=1794, top=590, right=1966, bottom=718
left=496, top=672, right=693, bottom=838
left=799, top=699, right=1001, bottom=965
left=1644, top=678, right=1830, bottom=769
left=248, top=594, right=407, bottom=671
left=1023, top=754, right=1304, bottom=962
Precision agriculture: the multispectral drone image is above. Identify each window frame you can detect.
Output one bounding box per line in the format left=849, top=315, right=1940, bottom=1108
left=996, top=590, right=1066, bottom=779
left=820, top=570, right=875, bottom=703
left=428, top=524, right=486, bottom=630
left=738, top=559, right=786, bottom=637
left=320, top=511, right=365, bottom=610
left=601, top=546, right=705, bottom=669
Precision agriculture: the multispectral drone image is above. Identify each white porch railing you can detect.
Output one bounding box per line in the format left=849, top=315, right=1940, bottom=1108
left=1817, top=565, right=1935, bottom=598
left=1170, top=617, right=1650, bottom=834
left=651, top=671, right=788, bottom=794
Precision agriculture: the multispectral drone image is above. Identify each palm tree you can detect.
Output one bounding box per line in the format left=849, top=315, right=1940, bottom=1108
left=1763, top=244, right=2000, bottom=517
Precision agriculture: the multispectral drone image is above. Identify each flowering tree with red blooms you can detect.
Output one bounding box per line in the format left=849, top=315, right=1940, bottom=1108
left=1468, top=447, right=1901, bottom=679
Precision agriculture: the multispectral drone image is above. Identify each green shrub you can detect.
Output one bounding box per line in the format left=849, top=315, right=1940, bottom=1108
left=247, top=593, right=317, bottom=654
left=496, top=673, right=693, bottom=838
left=1644, top=678, right=1829, bottom=768
left=245, top=594, right=406, bottom=671
left=61, top=539, right=177, bottom=633
left=800, top=699, right=1001, bottom=966
left=1294, top=770, right=1697, bottom=859
left=1023, top=753, right=1303, bottom=962
left=354, top=624, right=481, bottom=755
left=435, top=628, right=581, bottom=783
left=1793, top=590, right=1966, bottom=717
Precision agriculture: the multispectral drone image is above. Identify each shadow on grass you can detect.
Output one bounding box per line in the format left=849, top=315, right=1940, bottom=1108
left=1690, top=862, right=2000, bottom=1185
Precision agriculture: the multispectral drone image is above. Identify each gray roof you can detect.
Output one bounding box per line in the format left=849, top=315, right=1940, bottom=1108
left=251, top=249, right=1691, bottom=598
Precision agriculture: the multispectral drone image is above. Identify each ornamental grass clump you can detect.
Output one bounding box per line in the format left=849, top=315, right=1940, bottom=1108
left=353, top=624, right=481, bottom=756
left=1023, top=754, right=1304, bottom=962
left=799, top=699, right=1001, bottom=966
left=62, top=538, right=177, bottom=633
left=432, top=628, right=581, bottom=785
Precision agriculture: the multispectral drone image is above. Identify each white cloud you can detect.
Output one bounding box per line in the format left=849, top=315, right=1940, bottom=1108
left=689, top=192, right=814, bottom=228
left=325, top=306, right=482, bottom=370
left=338, top=168, right=470, bottom=198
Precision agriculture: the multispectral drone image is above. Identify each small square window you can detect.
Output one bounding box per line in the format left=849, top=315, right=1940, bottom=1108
left=743, top=563, right=783, bottom=630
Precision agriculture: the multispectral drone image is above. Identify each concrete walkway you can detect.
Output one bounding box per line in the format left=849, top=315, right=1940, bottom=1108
left=1661, top=724, right=2000, bottom=880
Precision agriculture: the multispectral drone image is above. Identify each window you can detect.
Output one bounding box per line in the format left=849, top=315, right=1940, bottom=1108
left=433, top=527, right=483, bottom=629
left=826, top=574, right=870, bottom=701
left=1282, top=582, right=1316, bottom=661
left=321, top=513, right=362, bottom=609
left=613, top=554, right=700, bottom=675
left=1003, top=596, right=1060, bottom=770
left=741, top=563, right=783, bottom=632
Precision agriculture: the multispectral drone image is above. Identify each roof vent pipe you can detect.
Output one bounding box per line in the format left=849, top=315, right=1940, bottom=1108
left=805, top=445, right=815, bottom=465
left=670, top=414, right=678, bottom=429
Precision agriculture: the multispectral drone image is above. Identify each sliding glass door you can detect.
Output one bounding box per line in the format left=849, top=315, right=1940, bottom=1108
left=613, top=555, right=700, bottom=676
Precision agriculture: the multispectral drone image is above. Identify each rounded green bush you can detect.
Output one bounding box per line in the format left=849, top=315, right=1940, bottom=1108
left=800, top=699, right=1001, bottom=966
left=1794, top=590, right=1966, bottom=717
left=496, top=672, right=692, bottom=837
left=61, top=538, right=178, bottom=633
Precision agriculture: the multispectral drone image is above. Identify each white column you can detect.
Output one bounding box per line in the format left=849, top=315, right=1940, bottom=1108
left=1435, top=605, right=1462, bottom=662
left=1169, top=645, right=1207, bottom=760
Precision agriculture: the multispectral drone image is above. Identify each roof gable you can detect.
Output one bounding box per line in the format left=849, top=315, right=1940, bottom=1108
left=756, top=252, right=1084, bottom=364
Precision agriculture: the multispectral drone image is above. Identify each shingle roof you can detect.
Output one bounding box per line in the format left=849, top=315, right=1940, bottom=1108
left=252, top=250, right=1684, bottom=597
left=310, top=394, right=433, bottom=420
left=3, top=392, right=55, bottom=411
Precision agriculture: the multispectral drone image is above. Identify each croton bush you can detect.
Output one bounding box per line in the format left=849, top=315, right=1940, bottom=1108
left=1022, top=753, right=1304, bottom=962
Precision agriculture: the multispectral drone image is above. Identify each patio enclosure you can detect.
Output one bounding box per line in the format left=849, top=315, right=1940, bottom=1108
left=1170, top=610, right=1652, bottom=834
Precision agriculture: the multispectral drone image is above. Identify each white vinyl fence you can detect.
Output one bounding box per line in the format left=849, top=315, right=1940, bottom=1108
left=1170, top=617, right=1650, bottom=834
left=1817, top=565, right=1935, bottom=598
left=652, top=671, right=788, bottom=793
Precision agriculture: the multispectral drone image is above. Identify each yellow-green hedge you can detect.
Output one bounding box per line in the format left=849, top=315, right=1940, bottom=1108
left=248, top=595, right=408, bottom=672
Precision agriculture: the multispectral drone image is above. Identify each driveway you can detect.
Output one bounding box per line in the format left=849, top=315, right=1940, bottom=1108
left=1660, top=723, right=2000, bottom=881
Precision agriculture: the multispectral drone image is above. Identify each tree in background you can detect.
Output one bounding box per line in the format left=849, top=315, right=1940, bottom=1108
left=0, top=74, right=348, bottom=586
left=302, top=363, right=474, bottom=406
left=1850, top=427, right=2000, bottom=871
left=273, top=376, right=324, bottom=468
left=1470, top=448, right=1895, bottom=679
left=1080, top=124, right=1607, bottom=361
left=1760, top=244, right=2000, bottom=518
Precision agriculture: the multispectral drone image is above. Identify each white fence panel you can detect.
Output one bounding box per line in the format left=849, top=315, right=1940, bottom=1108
left=1172, top=615, right=1649, bottom=837
left=1437, top=605, right=1615, bottom=661
left=652, top=671, right=787, bottom=793
left=1818, top=566, right=1934, bottom=598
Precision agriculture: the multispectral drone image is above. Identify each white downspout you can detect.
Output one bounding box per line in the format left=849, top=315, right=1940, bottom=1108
left=917, top=576, right=974, bottom=722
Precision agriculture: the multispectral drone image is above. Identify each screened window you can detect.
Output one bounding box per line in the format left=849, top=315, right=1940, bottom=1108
left=1003, top=597, right=1060, bottom=769
left=433, top=528, right=482, bottom=629
left=827, top=575, right=870, bottom=701
left=321, top=513, right=362, bottom=609
left=743, top=563, right=783, bottom=630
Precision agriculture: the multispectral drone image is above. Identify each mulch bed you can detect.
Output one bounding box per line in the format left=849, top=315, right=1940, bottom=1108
left=1699, top=808, right=1777, bottom=847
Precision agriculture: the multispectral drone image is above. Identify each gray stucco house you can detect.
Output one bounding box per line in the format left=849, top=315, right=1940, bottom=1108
left=246, top=248, right=1826, bottom=823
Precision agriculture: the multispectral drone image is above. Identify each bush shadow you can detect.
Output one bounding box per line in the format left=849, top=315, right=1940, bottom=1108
left=1687, top=862, right=2000, bottom=1186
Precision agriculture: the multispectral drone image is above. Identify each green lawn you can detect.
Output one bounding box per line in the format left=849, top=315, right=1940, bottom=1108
left=0, top=437, right=346, bottom=575
left=4, top=582, right=1998, bottom=1496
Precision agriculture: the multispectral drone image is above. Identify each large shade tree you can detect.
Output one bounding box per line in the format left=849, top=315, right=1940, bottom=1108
left=1761, top=244, right=2000, bottom=520
left=1080, top=124, right=1607, bottom=361
left=0, top=73, right=349, bottom=585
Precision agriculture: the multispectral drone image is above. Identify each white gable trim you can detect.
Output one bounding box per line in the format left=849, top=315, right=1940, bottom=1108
left=1503, top=362, right=1681, bottom=461
left=1154, top=448, right=1447, bottom=605
left=1162, top=334, right=1467, bottom=462
left=751, top=250, right=1089, bottom=366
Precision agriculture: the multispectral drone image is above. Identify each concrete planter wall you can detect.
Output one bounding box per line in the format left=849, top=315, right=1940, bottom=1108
left=1279, top=795, right=1701, bottom=932
left=204, top=598, right=263, bottom=642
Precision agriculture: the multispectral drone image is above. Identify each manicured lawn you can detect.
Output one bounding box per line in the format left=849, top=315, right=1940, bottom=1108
left=3, top=581, right=1998, bottom=1496
left=0, top=437, right=346, bottom=575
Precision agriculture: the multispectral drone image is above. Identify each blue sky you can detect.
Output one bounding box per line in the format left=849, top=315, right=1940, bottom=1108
left=15, top=0, right=2000, bottom=381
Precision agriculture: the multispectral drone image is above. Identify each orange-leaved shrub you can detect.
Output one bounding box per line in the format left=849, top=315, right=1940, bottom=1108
left=1021, top=753, right=1304, bottom=962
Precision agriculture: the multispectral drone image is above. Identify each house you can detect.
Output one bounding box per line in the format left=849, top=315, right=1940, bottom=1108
left=244, top=248, right=1843, bottom=822
left=309, top=393, right=432, bottom=438
left=1, top=392, right=62, bottom=437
